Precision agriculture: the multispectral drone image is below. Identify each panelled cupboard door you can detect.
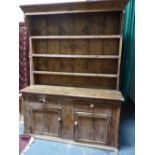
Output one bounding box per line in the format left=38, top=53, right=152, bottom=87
left=74, top=112, right=112, bottom=144
left=29, top=103, right=62, bottom=137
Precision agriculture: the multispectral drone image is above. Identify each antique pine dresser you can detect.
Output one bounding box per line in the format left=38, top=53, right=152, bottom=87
left=20, top=0, right=128, bottom=152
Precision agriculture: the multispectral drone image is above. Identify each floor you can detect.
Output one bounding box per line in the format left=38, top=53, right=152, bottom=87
left=19, top=102, right=135, bottom=155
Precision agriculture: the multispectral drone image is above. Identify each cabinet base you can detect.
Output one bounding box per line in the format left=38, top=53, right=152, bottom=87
left=25, top=133, right=118, bottom=153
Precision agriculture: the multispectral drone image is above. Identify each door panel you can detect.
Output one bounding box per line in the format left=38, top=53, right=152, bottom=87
left=46, top=111, right=61, bottom=136
left=77, top=116, right=94, bottom=141
left=32, top=111, right=45, bottom=134
left=94, top=117, right=111, bottom=142
left=74, top=112, right=112, bottom=144
left=29, top=103, right=62, bottom=137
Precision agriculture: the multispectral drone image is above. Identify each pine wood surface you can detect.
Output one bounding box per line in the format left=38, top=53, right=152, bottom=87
left=20, top=0, right=127, bottom=150
left=21, top=85, right=124, bottom=101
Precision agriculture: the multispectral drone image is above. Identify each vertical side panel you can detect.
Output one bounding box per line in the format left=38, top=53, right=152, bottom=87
left=24, top=99, right=31, bottom=133
left=29, top=38, right=34, bottom=85
left=110, top=102, right=121, bottom=147
left=116, top=36, right=123, bottom=90
left=117, top=11, right=124, bottom=90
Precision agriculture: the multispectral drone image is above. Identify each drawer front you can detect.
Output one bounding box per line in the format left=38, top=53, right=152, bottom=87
left=74, top=100, right=112, bottom=115
left=24, top=94, right=61, bottom=107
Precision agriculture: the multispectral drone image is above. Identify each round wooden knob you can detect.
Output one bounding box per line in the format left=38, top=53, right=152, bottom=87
left=74, top=121, right=78, bottom=126
left=39, top=98, right=47, bottom=103
left=58, top=117, right=61, bottom=122
left=90, top=104, right=94, bottom=108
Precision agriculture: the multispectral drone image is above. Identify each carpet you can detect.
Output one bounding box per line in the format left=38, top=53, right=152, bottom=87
left=19, top=135, right=34, bottom=155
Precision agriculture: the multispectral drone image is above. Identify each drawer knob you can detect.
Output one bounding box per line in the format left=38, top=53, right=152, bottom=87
left=74, top=121, right=78, bottom=126
left=58, top=117, right=61, bottom=122
left=39, top=98, right=47, bottom=103
left=90, top=104, right=95, bottom=108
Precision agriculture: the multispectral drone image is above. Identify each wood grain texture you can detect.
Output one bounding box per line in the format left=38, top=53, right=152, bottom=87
left=21, top=0, right=127, bottom=151
left=22, top=92, right=122, bottom=148
left=21, top=85, right=124, bottom=101
left=33, top=74, right=117, bottom=89
left=28, top=11, right=121, bottom=89
left=33, top=57, right=118, bottom=74
left=28, top=12, right=121, bottom=36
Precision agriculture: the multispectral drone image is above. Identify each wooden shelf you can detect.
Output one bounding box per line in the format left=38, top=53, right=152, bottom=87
left=31, top=54, right=120, bottom=59
left=21, top=85, right=124, bottom=101
left=33, top=71, right=118, bottom=78
left=30, top=35, right=121, bottom=40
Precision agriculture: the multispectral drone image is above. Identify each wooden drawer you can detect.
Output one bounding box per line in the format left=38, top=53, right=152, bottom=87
left=74, top=100, right=112, bottom=115
left=24, top=94, right=61, bottom=106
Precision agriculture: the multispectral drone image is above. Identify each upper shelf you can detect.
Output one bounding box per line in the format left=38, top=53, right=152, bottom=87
left=20, top=0, right=128, bottom=15
left=30, top=35, right=121, bottom=40
left=33, top=71, right=118, bottom=78
left=31, top=54, right=120, bottom=59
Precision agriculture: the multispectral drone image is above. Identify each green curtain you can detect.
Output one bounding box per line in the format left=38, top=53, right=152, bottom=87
left=120, top=0, right=135, bottom=101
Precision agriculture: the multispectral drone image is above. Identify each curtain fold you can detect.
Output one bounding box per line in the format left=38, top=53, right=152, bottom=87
left=120, top=0, right=135, bottom=101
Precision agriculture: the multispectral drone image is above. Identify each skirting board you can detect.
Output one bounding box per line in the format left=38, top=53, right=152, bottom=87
left=25, top=133, right=118, bottom=154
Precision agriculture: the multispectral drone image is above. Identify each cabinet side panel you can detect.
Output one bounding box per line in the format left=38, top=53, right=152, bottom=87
left=24, top=99, right=31, bottom=133
left=109, top=102, right=121, bottom=147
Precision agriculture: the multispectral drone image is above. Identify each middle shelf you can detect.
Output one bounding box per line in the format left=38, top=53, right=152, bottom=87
left=31, top=54, right=120, bottom=59
left=33, top=71, right=118, bottom=78
left=30, top=35, right=121, bottom=40
left=32, top=56, right=118, bottom=74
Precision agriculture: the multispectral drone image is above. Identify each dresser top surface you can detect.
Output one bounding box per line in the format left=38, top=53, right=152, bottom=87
left=20, top=0, right=128, bottom=15
left=21, top=85, right=124, bottom=101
